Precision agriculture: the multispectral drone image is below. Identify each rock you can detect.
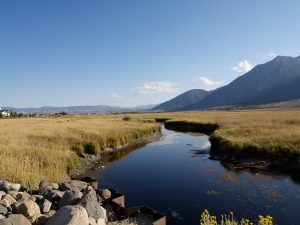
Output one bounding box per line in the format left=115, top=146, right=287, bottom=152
left=59, top=190, right=82, bottom=207
left=16, top=192, right=34, bottom=202
left=89, top=217, right=97, bottom=225
left=45, top=190, right=64, bottom=202
left=16, top=200, right=41, bottom=221
left=39, top=181, right=53, bottom=194
left=45, top=205, right=89, bottom=225
left=79, top=190, right=107, bottom=221
left=51, top=183, right=59, bottom=190
left=0, top=214, right=5, bottom=219
left=0, top=205, right=8, bottom=215
left=7, top=191, right=18, bottom=199
left=100, top=189, right=111, bottom=200
left=33, top=211, right=55, bottom=225
left=0, top=181, right=21, bottom=192
left=33, top=195, right=44, bottom=202
left=10, top=202, right=22, bottom=214
left=33, top=215, right=49, bottom=225
left=39, top=199, right=52, bottom=213
left=60, top=180, right=88, bottom=192
left=0, top=214, right=31, bottom=225
left=103, top=204, right=117, bottom=221
left=1, top=194, right=16, bottom=207
left=0, top=191, right=6, bottom=200
left=96, top=218, right=106, bottom=225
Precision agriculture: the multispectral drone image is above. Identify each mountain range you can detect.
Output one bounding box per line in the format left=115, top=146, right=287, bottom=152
left=3, top=104, right=157, bottom=115
left=154, top=55, right=300, bottom=111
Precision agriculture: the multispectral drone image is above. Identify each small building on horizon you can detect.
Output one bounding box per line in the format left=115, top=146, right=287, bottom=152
left=0, top=108, right=10, bottom=117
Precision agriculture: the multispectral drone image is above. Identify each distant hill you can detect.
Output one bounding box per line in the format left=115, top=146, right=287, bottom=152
left=153, top=89, right=211, bottom=111
left=172, top=55, right=300, bottom=110
left=3, top=104, right=158, bottom=115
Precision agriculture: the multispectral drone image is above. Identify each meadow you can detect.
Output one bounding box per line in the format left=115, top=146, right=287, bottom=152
left=0, top=115, right=159, bottom=187
left=1, top=109, right=300, bottom=187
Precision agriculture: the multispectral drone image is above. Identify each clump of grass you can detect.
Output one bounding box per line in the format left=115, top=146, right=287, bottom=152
left=200, top=209, right=273, bottom=225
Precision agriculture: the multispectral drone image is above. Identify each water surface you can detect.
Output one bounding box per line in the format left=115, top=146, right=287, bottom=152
left=90, top=126, right=300, bottom=225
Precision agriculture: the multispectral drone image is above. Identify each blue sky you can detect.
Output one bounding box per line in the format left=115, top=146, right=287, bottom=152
left=1, top=0, right=300, bottom=107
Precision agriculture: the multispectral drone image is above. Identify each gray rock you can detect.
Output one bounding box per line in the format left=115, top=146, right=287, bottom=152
left=33, top=195, right=44, bottom=202
left=79, top=189, right=107, bottom=221
left=0, top=205, right=8, bottom=215
left=0, top=191, right=6, bottom=200
left=39, top=199, right=52, bottom=213
left=100, top=189, right=111, bottom=200
left=16, top=192, right=34, bottom=202
left=0, top=181, right=21, bottom=192
left=89, top=217, right=97, bottom=225
left=32, top=211, right=55, bottom=225
left=39, top=181, right=53, bottom=194
left=59, top=190, right=82, bottom=207
left=0, top=214, right=5, bottom=219
left=16, top=200, right=41, bottom=221
left=51, top=183, right=59, bottom=190
left=0, top=214, right=31, bottom=225
left=45, top=205, right=89, bottom=225
left=1, top=194, right=16, bottom=207
left=60, top=180, right=88, bottom=192
left=103, top=204, right=117, bottom=221
left=45, top=190, right=64, bottom=202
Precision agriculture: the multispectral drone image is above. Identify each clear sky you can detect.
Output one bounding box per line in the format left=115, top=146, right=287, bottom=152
left=1, top=0, right=300, bottom=107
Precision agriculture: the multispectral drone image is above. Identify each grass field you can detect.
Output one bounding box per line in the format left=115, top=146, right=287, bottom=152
left=1, top=109, right=299, bottom=187
left=0, top=115, right=159, bottom=187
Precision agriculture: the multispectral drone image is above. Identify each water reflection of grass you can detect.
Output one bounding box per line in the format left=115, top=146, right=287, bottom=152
left=220, top=173, right=240, bottom=184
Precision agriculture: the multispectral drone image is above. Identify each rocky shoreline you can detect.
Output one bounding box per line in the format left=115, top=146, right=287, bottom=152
left=0, top=178, right=142, bottom=225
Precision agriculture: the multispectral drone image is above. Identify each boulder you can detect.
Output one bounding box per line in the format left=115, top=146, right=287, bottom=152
left=1, top=194, right=16, bottom=207
left=0, top=191, right=6, bottom=200
left=16, top=192, right=34, bottom=202
left=0, top=214, right=5, bottom=219
left=0, top=205, right=8, bottom=215
left=45, top=205, right=89, bottom=225
left=0, top=181, right=21, bottom=192
left=59, top=190, right=82, bottom=207
left=39, top=199, right=52, bottom=213
left=39, top=181, right=53, bottom=194
left=0, top=214, right=31, bottom=225
left=16, top=200, right=41, bottom=221
left=33, top=211, right=55, bottom=225
left=33, top=195, right=44, bottom=203
left=60, top=180, right=87, bottom=192
left=96, top=218, right=106, bottom=225
left=51, top=183, right=59, bottom=190
left=103, top=204, right=117, bottom=221
left=89, top=217, right=97, bottom=225
left=100, top=189, right=111, bottom=200
left=45, top=190, right=64, bottom=203
left=79, top=189, right=107, bottom=221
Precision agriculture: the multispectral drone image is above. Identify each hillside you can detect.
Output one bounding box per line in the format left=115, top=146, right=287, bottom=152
left=179, top=55, right=300, bottom=110
left=153, top=89, right=211, bottom=111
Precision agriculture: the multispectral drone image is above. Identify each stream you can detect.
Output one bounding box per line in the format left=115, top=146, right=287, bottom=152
left=87, top=126, right=300, bottom=225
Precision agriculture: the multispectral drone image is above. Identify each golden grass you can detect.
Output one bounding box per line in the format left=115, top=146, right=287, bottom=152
left=0, top=115, right=159, bottom=186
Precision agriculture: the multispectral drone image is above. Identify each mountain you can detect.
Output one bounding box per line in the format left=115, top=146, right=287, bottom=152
left=180, top=55, right=300, bottom=110
left=153, top=89, right=211, bottom=111
left=3, top=104, right=158, bottom=115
